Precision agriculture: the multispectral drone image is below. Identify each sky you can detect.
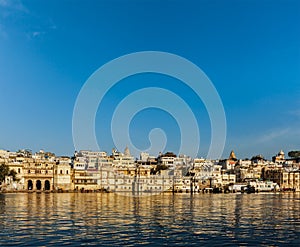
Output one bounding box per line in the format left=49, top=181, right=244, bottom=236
left=0, top=0, right=299, bottom=159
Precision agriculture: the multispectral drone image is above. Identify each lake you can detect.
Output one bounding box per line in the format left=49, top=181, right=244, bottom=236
left=0, top=192, right=299, bottom=246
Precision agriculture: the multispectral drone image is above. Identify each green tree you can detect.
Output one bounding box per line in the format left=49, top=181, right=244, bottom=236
left=0, top=164, right=9, bottom=183
left=288, top=151, right=300, bottom=158
left=155, top=164, right=168, bottom=173
left=8, top=169, right=18, bottom=181
left=0, top=164, right=18, bottom=183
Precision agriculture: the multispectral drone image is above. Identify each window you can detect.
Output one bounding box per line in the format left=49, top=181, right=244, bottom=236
left=66, top=170, right=69, bottom=174
left=60, top=170, right=63, bottom=174
left=28, top=170, right=30, bottom=174
left=18, top=168, right=20, bottom=173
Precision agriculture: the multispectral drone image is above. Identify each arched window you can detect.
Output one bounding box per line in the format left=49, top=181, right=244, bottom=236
left=66, top=170, right=69, bottom=175
left=18, top=168, right=21, bottom=173
left=60, top=170, right=63, bottom=174
left=28, top=170, right=30, bottom=174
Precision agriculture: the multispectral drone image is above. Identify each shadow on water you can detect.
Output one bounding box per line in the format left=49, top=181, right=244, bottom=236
left=0, top=194, right=5, bottom=214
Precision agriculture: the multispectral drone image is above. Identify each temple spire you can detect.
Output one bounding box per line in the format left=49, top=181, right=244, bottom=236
left=124, top=146, right=131, bottom=156
left=229, top=150, right=237, bottom=160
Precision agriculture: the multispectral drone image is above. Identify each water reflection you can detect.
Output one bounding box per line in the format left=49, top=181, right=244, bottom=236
left=0, top=193, right=299, bottom=246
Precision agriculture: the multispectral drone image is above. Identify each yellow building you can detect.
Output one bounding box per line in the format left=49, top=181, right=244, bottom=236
left=73, top=169, right=99, bottom=191
left=23, top=158, right=54, bottom=191
left=53, top=157, right=72, bottom=190
left=263, top=168, right=300, bottom=191
left=281, top=171, right=300, bottom=191
left=6, top=155, right=25, bottom=189
left=272, top=150, right=286, bottom=164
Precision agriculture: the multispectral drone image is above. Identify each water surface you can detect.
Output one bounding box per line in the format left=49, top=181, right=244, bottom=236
left=0, top=192, right=299, bottom=246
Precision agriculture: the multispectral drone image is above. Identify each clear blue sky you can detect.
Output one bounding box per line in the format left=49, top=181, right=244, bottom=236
left=0, top=0, right=299, bottom=159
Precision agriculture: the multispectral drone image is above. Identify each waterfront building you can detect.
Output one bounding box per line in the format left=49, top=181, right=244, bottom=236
left=211, top=163, right=236, bottom=188
left=272, top=150, right=286, bottom=164
left=112, top=147, right=135, bottom=168
left=262, top=167, right=300, bottom=191
left=1, top=150, right=56, bottom=191
left=73, top=169, right=99, bottom=190
left=170, top=156, right=189, bottom=178
left=181, top=176, right=193, bottom=192
left=72, top=148, right=141, bottom=191
left=1, top=147, right=299, bottom=193
left=229, top=180, right=279, bottom=192
left=140, top=152, right=150, bottom=162
left=1, top=153, right=26, bottom=190
left=0, top=150, right=10, bottom=159
left=193, top=158, right=205, bottom=168
left=234, top=162, right=264, bottom=182
left=72, top=150, right=108, bottom=190
left=53, top=157, right=72, bottom=190
left=136, top=154, right=157, bottom=169
left=73, top=156, right=97, bottom=191
left=32, top=149, right=56, bottom=161
left=23, top=157, right=55, bottom=191
left=281, top=171, right=300, bottom=191
left=112, top=147, right=136, bottom=178
left=251, top=155, right=266, bottom=165
left=2, top=150, right=55, bottom=191
left=157, top=152, right=177, bottom=168
left=110, top=174, right=174, bottom=193
left=249, top=180, right=279, bottom=192
left=212, top=164, right=222, bottom=187
left=97, top=155, right=114, bottom=189
left=219, top=150, right=238, bottom=171
left=6, top=155, right=25, bottom=190
left=220, top=172, right=236, bottom=186
left=192, top=159, right=214, bottom=178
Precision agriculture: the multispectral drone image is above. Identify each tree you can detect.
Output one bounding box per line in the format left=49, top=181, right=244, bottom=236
left=8, top=169, right=18, bottom=181
left=151, top=164, right=168, bottom=175
left=288, top=151, right=300, bottom=158
left=0, top=164, right=18, bottom=183
left=251, top=155, right=264, bottom=161
left=0, top=164, right=9, bottom=183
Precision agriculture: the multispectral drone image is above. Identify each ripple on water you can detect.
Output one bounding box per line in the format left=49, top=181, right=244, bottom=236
left=0, top=193, right=299, bottom=246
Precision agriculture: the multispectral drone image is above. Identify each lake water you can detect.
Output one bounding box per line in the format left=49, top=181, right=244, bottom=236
left=0, top=192, right=299, bottom=246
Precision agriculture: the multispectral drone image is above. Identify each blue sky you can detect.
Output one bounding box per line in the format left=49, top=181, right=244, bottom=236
left=0, top=0, right=299, bottom=159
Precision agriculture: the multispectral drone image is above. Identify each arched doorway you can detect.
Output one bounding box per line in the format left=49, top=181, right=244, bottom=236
left=45, top=180, right=50, bottom=190
left=28, top=180, right=33, bottom=190
left=36, top=180, right=42, bottom=190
